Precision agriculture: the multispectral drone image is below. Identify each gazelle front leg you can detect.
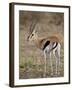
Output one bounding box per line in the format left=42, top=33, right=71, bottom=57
left=43, top=50, right=47, bottom=77
left=49, top=52, right=53, bottom=76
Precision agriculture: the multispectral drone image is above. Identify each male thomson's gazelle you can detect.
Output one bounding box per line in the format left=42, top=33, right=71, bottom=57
left=27, top=21, right=61, bottom=77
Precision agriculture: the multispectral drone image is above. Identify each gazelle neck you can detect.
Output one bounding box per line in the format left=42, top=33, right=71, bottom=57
left=33, top=35, right=40, bottom=48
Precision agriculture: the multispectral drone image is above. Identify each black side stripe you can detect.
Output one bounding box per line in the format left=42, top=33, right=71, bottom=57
left=51, top=42, right=58, bottom=51
left=43, top=41, right=50, bottom=50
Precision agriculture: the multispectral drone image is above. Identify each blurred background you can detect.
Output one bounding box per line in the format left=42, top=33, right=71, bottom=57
left=19, top=11, right=64, bottom=79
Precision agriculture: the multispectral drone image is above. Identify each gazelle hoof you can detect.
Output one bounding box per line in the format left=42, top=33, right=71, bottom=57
left=51, top=72, right=53, bottom=76
left=55, top=72, right=57, bottom=75
left=58, top=72, right=60, bottom=76
left=43, top=74, right=46, bottom=78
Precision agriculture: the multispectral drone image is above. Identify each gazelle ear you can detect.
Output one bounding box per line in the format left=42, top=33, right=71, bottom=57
left=33, top=30, right=37, bottom=34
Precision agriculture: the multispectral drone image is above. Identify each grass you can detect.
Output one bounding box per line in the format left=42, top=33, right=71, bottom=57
left=19, top=50, right=64, bottom=79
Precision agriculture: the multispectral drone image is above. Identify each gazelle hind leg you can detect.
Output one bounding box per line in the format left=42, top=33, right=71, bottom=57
left=57, top=43, right=61, bottom=75
left=54, top=43, right=61, bottom=75
left=43, top=50, right=47, bottom=77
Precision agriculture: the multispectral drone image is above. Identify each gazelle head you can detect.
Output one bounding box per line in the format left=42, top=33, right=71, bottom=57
left=28, top=30, right=38, bottom=42
left=27, top=21, right=38, bottom=42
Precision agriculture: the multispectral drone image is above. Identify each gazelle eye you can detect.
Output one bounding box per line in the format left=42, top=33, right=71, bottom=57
left=32, top=34, right=34, bottom=36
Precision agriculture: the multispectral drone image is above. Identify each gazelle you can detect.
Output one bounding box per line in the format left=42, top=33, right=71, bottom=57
left=27, top=21, right=61, bottom=77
